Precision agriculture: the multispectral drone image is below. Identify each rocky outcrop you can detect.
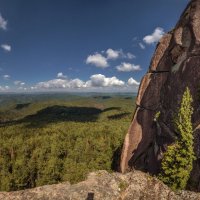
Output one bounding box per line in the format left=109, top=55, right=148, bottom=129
left=0, top=170, right=199, bottom=200
left=120, top=0, right=200, bottom=191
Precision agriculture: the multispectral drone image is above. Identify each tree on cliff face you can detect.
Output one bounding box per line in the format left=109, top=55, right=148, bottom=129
left=159, top=87, right=195, bottom=190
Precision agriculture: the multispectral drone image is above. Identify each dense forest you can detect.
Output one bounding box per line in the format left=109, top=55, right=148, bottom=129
left=0, top=93, right=135, bottom=191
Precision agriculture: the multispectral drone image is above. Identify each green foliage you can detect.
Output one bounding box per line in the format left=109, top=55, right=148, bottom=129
left=118, top=180, right=128, bottom=192
left=159, top=87, right=196, bottom=190
left=154, top=111, right=161, bottom=122
left=0, top=94, right=135, bottom=191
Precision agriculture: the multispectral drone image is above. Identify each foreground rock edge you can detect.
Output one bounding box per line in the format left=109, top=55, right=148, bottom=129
left=0, top=170, right=199, bottom=200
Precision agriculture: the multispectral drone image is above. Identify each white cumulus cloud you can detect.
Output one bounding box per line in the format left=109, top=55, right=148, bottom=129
left=143, top=27, right=164, bottom=44
left=86, top=49, right=135, bottom=68
left=36, top=79, right=70, bottom=89
left=116, top=62, right=141, bottom=72
left=86, top=74, right=125, bottom=87
left=3, top=74, right=10, bottom=80
left=7, top=73, right=142, bottom=92
left=33, top=74, right=125, bottom=90
left=86, top=53, right=108, bottom=68
left=127, top=77, right=140, bottom=86
left=106, top=48, right=120, bottom=60
left=0, top=13, right=7, bottom=30
left=69, top=78, right=85, bottom=88
left=106, top=49, right=135, bottom=60
left=35, top=78, right=86, bottom=89
left=14, top=80, right=25, bottom=86
left=0, top=85, right=10, bottom=91
left=1, top=44, right=11, bottom=52
left=57, top=72, right=67, bottom=79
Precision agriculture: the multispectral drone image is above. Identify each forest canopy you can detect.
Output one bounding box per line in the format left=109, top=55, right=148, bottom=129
left=0, top=93, right=135, bottom=191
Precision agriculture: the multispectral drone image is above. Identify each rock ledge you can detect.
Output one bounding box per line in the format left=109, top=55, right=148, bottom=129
left=0, top=170, right=199, bottom=200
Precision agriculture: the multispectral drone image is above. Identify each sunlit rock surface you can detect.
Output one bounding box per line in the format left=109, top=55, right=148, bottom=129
left=0, top=170, right=200, bottom=200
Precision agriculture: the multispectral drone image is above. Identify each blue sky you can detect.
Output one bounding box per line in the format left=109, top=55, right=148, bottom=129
left=0, top=0, right=189, bottom=92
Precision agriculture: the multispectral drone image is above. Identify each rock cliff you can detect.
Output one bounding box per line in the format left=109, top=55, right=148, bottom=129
left=0, top=170, right=199, bottom=200
left=120, top=0, right=200, bottom=191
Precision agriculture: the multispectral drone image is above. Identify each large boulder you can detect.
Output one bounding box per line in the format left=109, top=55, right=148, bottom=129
left=120, top=0, right=200, bottom=191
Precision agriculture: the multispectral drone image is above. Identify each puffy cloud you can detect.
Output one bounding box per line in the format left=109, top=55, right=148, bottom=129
left=86, top=74, right=125, bottom=87
left=127, top=77, right=140, bottom=86
left=14, top=80, right=25, bottom=86
left=57, top=72, right=67, bottom=79
left=0, top=85, right=10, bottom=91
left=106, top=48, right=120, bottom=60
left=3, top=74, right=10, bottom=80
left=86, top=49, right=135, bottom=68
left=143, top=27, right=164, bottom=44
left=106, top=49, right=135, bottom=60
left=35, top=78, right=86, bottom=89
left=0, top=13, right=7, bottom=30
left=86, top=53, right=108, bottom=68
left=36, top=79, right=70, bottom=89
left=1, top=44, right=11, bottom=52
left=33, top=74, right=125, bottom=90
left=116, top=62, right=141, bottom=72
left=139, top=42, right=145, bottom=49
left=6, top=74, right=142, bottom=92
left=69, top=78, right=85, bottom=88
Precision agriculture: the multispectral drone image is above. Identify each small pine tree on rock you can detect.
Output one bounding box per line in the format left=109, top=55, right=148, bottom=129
left=159, top=87, right=196, bottom=190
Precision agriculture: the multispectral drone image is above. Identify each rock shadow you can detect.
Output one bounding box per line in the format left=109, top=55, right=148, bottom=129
left=111, top=145, right=123, bottom=172
left=21, top=105, right=102, bottom=127
left=102, top=107, right=121, bottom=112
left=15, top=103, right=31, bottom=110
left=0, top=105, right=122, bottom=128
left=108, top=112, right=131, bottom=120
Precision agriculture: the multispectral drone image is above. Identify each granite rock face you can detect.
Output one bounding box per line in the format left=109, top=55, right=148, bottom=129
left=0, top=170, right=199, bottom=200
left=120, top=0, right=200, bottom=191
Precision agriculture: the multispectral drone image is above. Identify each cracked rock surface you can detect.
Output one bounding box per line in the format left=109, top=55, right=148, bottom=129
left=120, top=0, right=200, bottom=191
